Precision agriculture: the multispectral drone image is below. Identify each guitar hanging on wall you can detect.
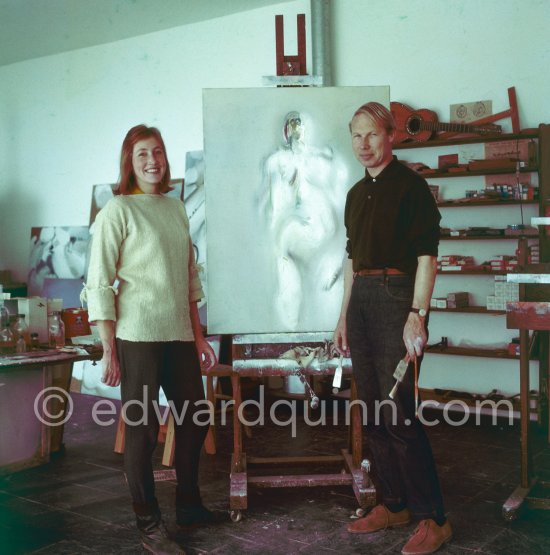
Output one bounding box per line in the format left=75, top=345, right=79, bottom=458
left=390, top=102, right=503, bottom=143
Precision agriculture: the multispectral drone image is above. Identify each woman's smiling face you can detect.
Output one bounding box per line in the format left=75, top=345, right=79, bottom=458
left=131, top=137, right=167, bottom=193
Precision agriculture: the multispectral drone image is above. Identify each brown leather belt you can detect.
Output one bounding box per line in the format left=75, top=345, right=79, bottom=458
left=356, top=268, right=406, bottom=276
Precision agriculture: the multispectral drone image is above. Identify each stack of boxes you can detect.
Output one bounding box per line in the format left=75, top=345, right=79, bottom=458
left=438, top=255, right=476, bottom=271
left=486, top=276, right=520, bottom=311
left=430, top=291, right=470, bottom=309
left=489, top=255, right=518, bottom=273
left=526, top=243, right=540, bottom=264
left=447, top=291, right=470, bottom=308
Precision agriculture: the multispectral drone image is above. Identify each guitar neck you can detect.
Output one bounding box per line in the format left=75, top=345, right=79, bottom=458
left=420, top=120, right=492, bottom=134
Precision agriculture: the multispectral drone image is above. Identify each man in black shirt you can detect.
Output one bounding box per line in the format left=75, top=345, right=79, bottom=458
left=333, top=102, right=452, bottom=555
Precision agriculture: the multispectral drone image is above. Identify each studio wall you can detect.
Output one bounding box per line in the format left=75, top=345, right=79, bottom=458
left=0, top=0, right=549, bottom=394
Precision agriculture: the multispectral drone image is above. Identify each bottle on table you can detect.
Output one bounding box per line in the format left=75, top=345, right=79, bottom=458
left=0, top=284, right=10, bottom=330
left=13, top=313, right=30, bottom=352
left=16, top=335, right=26, bottom=353
left=0, top=322, right=15, bottom=355
left=48, top=311, right=66, bottom=349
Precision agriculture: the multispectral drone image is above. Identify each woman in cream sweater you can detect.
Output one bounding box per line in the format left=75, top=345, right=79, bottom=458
left=84, top=124, right=218, bottom=555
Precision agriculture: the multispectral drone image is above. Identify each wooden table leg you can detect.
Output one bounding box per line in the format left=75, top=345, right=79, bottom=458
left=203, top=374, right=216, bottom=455
left=502, top=327, right=535, bottom=520
left=520, top=328, right=532, bottom=488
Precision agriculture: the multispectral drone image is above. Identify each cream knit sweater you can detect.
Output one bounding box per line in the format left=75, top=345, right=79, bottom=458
left=83, top=194, right=204, bottom=342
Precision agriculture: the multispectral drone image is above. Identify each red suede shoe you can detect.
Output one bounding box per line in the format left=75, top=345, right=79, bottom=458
left=348, top=504, right=411, bottom=534
left=401, top=518, right=452, bottom=555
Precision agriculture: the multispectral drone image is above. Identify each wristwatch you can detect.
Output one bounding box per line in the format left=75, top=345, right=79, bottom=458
left=410, top=307, right=428, bottom=317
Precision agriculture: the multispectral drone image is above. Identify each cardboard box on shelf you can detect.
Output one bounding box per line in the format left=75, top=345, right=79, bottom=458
left=446, top=291, right=470, bottom=309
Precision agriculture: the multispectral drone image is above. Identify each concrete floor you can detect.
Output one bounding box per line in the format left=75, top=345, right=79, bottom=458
left=1, top=389, right=550, bottom=554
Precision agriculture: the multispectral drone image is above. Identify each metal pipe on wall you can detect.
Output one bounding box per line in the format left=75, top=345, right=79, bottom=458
left=311, top=0, right=332, bottom=86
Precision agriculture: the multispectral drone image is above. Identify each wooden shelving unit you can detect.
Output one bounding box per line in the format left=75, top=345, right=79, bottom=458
left=393, top=125, right=550, bottom=415
left=437, top=269, right=506, bottom=275
left=394, top=130, right=539, bottom=149
left=418, top=166, right=537, bottom=179
left=440, top=234, right=537, bottom=240
left=425, top=345, right=518, bottom=360
left=437, top=199, right=537, bottom=208
left=418, top=388, right=538, bottom=421
left=430, top=306, right=505, bottom=314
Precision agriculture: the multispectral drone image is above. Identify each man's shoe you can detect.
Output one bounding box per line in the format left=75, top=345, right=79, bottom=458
left=401, top=519, right=452, bottom=555
left=176, top=504, right=227, bottom=527
left=137, top=514, right=186, bottom=555
left=347, top=504, right=411, bottom=534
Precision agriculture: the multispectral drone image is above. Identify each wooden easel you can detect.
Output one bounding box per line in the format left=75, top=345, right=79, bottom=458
left=438, top=86, right=520, bottom=140
left=227, top=332, right=376, bottom=523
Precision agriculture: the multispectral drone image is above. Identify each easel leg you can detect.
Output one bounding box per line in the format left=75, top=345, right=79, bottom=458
left=351, top=379, right=362, bottom=467
left=230, top=372, right=247, bottom=517
left=343, top=379, right=376, bottom=510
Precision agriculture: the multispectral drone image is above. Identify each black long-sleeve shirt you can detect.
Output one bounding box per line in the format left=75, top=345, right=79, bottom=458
left=345, top=156, right=441, bottom=275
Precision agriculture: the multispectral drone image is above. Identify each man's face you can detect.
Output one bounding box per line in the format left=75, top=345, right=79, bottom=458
left=350, top=113, right=394, bottom=175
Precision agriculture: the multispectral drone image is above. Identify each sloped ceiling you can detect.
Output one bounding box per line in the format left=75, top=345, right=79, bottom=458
left=0, top=0, right=292, bottom=67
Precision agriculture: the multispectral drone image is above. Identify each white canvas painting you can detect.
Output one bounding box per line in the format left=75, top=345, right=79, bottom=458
left=28, top=226, right=91, bottom=296
left=204, top=86, right=390, bottom=334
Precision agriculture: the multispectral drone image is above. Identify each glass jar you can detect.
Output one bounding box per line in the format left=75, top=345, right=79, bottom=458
left=0, top=285, right=9, bottom=330
left=16, top=335, right=26, bottom=353
left=13, top=314, right=30, bottom=351
left=0, top=323, right=15, bottom=355
left=48, top=311, right=66, bottom=349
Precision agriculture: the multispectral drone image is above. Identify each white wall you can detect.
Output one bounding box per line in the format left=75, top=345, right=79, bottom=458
left=0, top=0, right=311, bottom=278
left=1, top=0, right=549, bottom=395
left=332, top=0, right=550, bottom=131
left=2, top=0, right=549, bottom=278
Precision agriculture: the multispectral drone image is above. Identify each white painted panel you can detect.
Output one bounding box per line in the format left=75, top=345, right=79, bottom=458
left=203, top=86, right=389, bottom=333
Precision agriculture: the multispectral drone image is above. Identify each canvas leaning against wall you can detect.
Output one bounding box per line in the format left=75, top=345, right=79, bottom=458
left=203, top=86, right=390, bottom=334
left=28, top=226, right=91, bottom=296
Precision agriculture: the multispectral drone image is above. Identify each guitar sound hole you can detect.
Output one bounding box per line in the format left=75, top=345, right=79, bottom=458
left=406, top=116, right=421, bottom=134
